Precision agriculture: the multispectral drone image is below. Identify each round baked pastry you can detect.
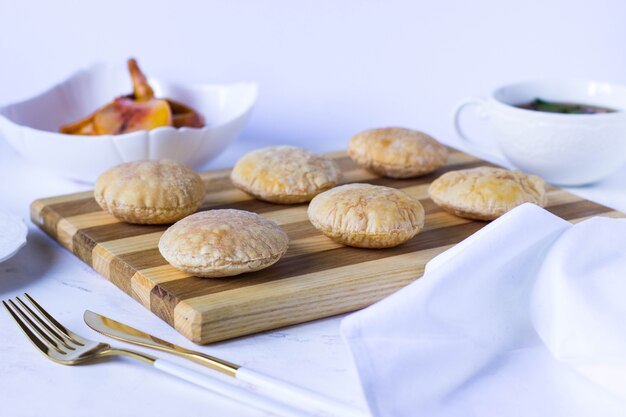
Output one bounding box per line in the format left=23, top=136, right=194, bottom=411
left=307, top=183, right=425, bottom=248
left=95, top=160, right=205, bottom=224
left=428, top=167, right=547, bottom=221
left=348, top=127, right=449, bottom=178
left=230, top=146, right=341, bottom=204
left=158, top=209, right=289, bottom=277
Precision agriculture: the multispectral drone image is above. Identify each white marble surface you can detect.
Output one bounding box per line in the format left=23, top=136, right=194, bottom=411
left=2, top=122, right=626, bottom=417
left=0, top=135, right=371, bottom=417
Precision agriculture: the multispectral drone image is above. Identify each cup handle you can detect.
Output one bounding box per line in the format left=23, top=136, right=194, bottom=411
left=452, top=97, right=508, bottom=166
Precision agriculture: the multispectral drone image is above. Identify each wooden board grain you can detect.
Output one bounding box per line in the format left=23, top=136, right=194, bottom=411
left=30, top=149, right=625, bottom=343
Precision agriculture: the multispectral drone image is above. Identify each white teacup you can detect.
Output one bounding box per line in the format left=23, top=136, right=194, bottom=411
left=453, top=80, right=626, bottom=185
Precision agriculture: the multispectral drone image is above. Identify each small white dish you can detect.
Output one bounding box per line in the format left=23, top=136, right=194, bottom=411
left=453, top=80, right=626, bottom=185
left=0, top=62, right=258, bottom=182
left=0, top=209, right=27, bottom=263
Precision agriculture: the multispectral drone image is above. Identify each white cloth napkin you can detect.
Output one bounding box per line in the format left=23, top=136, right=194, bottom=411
left=341, top=203, right=626, bottom=417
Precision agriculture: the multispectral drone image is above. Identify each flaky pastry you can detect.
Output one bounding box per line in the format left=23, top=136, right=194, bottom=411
left=348, top=127, right=449, bottom=178
left=307, top=183, right=425, bottom=248
left=95, top=160, right=205, bottom=224
left=230, top=146, right=341, bottom=204
left=159, top=209, right=289, bottom=277
left=428, top=166, right=547, bottom=220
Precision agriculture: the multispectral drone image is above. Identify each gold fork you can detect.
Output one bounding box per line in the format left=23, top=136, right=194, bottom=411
left=3, top=293, right=310, bottom=417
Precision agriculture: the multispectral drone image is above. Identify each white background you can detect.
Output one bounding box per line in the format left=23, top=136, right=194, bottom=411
left=2, top=0, right=626, bottom=159
left=1, top=1, right=626, bottom=417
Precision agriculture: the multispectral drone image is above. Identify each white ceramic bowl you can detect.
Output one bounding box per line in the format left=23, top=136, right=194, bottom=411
left=0, top=209, right=27, bottom=263
left=0, top=63, right=258, bottom=182
left=454, top=80, right=626, bottom=185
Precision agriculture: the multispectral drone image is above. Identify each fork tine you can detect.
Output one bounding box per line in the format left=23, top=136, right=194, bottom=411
left=3, top=300, right=66, bottom=355
left=15, top=296, right=76, bottom=351
left=24, top=293, right=84, bottom=346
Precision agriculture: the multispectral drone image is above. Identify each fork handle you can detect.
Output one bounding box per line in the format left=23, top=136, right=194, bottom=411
left=237, top=367, right=369, bottom=417
left=154, top=359, right=311, bottom=417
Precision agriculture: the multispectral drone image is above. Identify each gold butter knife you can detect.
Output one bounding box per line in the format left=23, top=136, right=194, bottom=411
left=83, top=310, right=368, bottom=417
left=84, top=310, right=239, bottom=376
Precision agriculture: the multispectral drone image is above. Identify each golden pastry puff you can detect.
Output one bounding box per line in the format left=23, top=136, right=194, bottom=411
left=428, top=166, right=547, bottom=221
left=95, top=160, right=205, bottom=224
left=307, top=183, right=425, bottom=248
left=348, top=127, right=449, bottom=178
left=230, top=146, right=341, bottom=204
left=158, top=209, right=289, bottom=277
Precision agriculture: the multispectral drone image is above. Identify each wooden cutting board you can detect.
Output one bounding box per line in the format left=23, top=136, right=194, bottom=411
left=30, top=149, right=625, bottom=344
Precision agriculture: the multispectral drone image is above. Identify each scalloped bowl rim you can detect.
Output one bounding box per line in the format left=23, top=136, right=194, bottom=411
left=0, top=63, right=258, bottom=181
